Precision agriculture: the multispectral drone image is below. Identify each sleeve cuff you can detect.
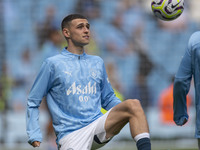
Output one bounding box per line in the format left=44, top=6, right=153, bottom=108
left=174, top=116, right=188, bottom=126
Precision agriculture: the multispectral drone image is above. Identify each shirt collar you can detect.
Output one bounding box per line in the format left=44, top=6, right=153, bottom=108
left=61, top=47, right=86, bottom=58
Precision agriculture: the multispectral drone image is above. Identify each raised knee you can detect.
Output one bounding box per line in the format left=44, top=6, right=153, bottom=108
left=126, top=99, right=142, bottom=107
left=125, top=99, right=143, bottom=114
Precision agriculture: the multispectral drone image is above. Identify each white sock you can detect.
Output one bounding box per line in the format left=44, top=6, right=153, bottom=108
left=134, top=132, right=150, bottom=143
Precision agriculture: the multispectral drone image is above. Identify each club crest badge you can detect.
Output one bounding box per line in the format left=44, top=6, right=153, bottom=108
left=90, top=69, right=98, bottom=79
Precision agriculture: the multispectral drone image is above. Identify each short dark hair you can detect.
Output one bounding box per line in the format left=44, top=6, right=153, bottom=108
left=61, top=14, right=87, bottom=30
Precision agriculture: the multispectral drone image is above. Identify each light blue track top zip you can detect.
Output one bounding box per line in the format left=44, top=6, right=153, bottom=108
left=26, top=48, right=121, bottom=145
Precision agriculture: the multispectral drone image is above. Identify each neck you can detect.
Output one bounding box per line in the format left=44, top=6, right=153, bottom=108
left=66, top=46, right=84, bottom=55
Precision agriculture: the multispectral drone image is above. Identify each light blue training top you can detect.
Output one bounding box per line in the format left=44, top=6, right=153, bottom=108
left=26, top=48, right=121, bottom=145
left=173, top=31, right=200, bottom=138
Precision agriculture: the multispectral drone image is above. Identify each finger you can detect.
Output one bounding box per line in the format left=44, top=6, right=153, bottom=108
left=35, top=142, right=40, bottom=147
left=183, top=118, right=187, bottom=125
left=32, top=141, right=40, bottom=147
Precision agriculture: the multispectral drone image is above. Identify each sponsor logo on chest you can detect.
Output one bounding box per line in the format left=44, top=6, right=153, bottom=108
left=66, top=81, right=97, bottom=96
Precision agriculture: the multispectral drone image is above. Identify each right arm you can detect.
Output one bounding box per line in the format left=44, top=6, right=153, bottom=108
left=26, top=60, right=53, bottom=146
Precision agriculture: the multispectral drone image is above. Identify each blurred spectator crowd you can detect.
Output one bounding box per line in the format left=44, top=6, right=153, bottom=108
left=0, top=0, right=200, bottom=148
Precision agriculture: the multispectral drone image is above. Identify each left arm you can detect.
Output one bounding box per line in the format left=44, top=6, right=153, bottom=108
left=101, top=63, right=121, bottom=110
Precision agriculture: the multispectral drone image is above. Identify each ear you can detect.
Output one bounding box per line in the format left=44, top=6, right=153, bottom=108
left=62, top=28, right=70, bottom=38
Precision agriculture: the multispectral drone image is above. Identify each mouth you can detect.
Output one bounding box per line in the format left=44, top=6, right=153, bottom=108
left=83, top=35, right=90, bottom=39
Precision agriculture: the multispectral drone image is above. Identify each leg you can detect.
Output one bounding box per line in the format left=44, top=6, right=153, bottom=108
left=105, top=99, right=151, bottom=150
left=105, top=99, right=149, bottom=138
left=198, top=138, right=200, bottom=150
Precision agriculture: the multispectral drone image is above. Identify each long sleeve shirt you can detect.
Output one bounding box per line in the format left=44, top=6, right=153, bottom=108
left=173, top=31, right=200, bottom=138
left=26, top=48, right=121, bottom=145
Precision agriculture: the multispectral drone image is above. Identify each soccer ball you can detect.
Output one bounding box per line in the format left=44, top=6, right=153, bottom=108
left=151, top=0, right=184, bottom=21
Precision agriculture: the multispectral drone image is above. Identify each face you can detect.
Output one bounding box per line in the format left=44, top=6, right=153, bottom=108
left=63, top=18, right=90, bottom=47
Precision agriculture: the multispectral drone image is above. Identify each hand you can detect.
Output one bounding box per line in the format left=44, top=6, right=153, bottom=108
left=182, top=118, right=188, bottom=126
left=31, top=141, right=41, bottom=147
left=177, top=117, right=188, bottom=126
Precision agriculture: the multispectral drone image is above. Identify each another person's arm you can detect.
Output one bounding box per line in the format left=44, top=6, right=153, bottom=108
left=173, top=39, right=192, bottom=126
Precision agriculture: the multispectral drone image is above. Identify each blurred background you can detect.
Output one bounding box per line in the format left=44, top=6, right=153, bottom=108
left=0, top=0, right=200, bottom=149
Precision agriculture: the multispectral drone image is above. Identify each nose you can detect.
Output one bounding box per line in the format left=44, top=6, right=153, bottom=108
left=84, top=27, right=89, bottom=33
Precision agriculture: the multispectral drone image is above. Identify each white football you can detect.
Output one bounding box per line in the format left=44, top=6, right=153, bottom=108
left=151, top=0, right=184, bottom=21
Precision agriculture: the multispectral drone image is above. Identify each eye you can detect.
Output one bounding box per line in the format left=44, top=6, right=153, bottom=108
left=77, top=25, right=83, bottom=29
left=86, top=24, right=90, bottom=29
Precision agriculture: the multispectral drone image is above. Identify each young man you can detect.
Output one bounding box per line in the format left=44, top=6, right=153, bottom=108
left=26, top=14, right=151, bottom=150
left=173, top=31, right=200, bottom=149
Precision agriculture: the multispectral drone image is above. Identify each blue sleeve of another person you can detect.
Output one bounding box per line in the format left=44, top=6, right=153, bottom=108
left=173, top=34, right=194, bottom=126
left=26, top=60, right=53, bottom=144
